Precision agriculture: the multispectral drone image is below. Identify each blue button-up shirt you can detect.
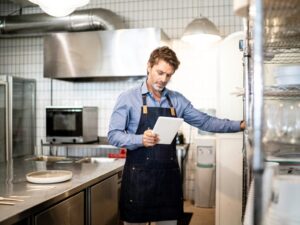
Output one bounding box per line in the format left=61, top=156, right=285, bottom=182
left=108, top=80, right=241, bottom=150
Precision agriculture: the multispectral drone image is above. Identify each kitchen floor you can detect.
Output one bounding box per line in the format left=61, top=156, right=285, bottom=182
left=184, top=200, right=215, bottom=225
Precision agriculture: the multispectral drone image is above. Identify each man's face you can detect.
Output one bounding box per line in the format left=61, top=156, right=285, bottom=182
left=147, top=60, right=175, bottom=92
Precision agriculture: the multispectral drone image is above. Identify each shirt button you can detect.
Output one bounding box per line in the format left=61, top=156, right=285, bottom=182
left=132, top=167, right=135, bottom=170
left=129, top=199, right=133, bottom=203
left=170, top=157, right=174, bottom=160
left=146, top=157, right=150, bottom=160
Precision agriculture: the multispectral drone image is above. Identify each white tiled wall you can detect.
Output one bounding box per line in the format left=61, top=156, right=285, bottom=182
left=0, top=0, right=243, bottom=200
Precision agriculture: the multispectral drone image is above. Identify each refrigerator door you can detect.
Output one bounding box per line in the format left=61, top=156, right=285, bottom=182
left=217, top=31, right=244, bottom=120
left=0, top=81, right=8, bottom=162
left=9, top=76, right=36, bottom=158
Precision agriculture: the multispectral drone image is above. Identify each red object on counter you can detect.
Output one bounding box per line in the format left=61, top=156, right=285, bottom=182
left=108, top=148, right=127, bottom=158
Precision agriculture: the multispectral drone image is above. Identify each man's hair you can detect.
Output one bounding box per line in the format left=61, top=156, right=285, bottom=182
left=148, top=46, right=180, bottom=71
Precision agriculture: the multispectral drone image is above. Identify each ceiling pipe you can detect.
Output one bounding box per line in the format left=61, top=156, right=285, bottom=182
left=0, top=8, right=126, bottom=37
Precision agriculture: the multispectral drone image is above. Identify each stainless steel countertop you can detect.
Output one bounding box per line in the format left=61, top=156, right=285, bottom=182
left=0, top=157, right=125, bottom=225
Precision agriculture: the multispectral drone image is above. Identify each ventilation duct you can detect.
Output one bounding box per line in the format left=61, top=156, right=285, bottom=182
left=0, top=8, right=125, bottom=37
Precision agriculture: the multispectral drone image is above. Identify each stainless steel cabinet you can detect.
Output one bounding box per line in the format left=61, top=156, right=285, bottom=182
left=35, top=192, right=85, bottom=225
left=90, top=174, right=118, bottom=225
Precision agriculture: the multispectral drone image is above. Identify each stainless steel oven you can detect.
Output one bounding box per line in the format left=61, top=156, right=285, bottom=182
left=46, top=106, right=98, bottom=143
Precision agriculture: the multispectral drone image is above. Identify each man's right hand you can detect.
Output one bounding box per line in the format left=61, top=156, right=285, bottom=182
left=143, top=129, right=159, bottom=147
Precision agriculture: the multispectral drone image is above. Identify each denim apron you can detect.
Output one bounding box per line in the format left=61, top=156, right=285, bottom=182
left=119, top=93, right=184, bottom=223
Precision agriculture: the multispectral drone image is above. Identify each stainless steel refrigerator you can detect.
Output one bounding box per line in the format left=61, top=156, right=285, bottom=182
left=0, top=75, right=36, bottom=162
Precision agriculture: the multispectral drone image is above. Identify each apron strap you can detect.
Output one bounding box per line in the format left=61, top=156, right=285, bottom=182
left=142, top=94, right=148, bottom=114
left=166, top=94, right=176, bottom=117
left=142, top=93, right=176, bottom=116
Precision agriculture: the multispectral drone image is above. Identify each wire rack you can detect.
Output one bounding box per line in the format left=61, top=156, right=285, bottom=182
left=244, top=1, right=300, bottom=225
left=249, top=0, right=300, bottom=64
left=232, top=85, right=300, bottom=98
left=264, top=0, right=300, bottom=18
left=264, top=85, right=300, bottom=98
left=264, top=51, right=300, bottom=64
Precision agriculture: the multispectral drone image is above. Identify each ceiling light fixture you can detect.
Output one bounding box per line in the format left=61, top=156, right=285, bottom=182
left=181, top=17, right=222, bottom=48
left=28, top=0, right=90, bottom=17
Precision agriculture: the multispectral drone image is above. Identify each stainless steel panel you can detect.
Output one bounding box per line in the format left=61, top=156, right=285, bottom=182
left=91, top=174, right=118, bottom=225
left=35, top=191, right=85, bottom=225
left=44, top=28, right=169, bottom=79
left=82, top=107, right=98, bottom=142
left=0, top=82, right=7, bottom=162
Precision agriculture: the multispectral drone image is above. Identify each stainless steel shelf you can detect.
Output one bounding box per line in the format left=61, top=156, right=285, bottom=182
left=41, top=143, right=119, bottom=149
left=264, top=85, right=300, bottom=98
left=264, top=140, right=300, bottom=147
left=40, top=137, right=116, bottom=148
left=244, top=0, right=300, bottom=224
left=264, top=48, right=300, bottom=64
left=233, top=85, right=300, bottom=98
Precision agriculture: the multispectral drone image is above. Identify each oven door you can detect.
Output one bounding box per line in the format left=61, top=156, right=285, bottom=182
left=46, top=108, right=83, bottom=143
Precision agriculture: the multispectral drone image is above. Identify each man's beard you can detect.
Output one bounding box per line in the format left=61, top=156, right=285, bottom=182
left=152, top=83, right=165, bottom=92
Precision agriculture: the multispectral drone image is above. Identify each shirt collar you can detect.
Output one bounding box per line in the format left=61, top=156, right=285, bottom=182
left=141, top=79, right=169, bottom=97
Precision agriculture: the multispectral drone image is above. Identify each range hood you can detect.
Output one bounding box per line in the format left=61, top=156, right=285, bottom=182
left=44, top=27, right=169, bottom=79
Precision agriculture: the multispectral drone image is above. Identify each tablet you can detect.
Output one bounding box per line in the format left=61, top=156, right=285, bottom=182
left=152, top=116, right=184, bottom=144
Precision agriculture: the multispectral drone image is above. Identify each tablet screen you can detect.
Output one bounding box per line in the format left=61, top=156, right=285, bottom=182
left=152, top=116, right=184, bottom=144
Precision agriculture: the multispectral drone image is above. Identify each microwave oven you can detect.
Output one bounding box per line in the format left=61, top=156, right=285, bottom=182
left=46, top=106, right=98, bottom=143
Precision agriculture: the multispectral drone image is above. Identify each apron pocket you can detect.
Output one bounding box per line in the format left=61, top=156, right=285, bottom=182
left=129, top=166, right=156, bottom=205
left=155, top=167, right=182, bottom=206
left=129, top=165, right=182, bottom=207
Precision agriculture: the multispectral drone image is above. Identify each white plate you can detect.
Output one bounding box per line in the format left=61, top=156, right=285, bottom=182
left=26, top=170, right=73, bottom=184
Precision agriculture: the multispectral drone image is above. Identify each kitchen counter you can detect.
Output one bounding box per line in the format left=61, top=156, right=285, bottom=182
left=0, top=157, right=125, bottom=225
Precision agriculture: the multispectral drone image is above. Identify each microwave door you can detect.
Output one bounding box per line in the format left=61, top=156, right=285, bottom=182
left=47, top=109, right=83, bottom=143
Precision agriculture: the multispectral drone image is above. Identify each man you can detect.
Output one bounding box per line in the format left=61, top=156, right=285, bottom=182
left=108, top=46, right=245, bottom=225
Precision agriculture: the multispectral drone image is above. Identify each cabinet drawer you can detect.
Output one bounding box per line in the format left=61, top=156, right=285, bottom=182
left=35, top=192, right=84, bottom=225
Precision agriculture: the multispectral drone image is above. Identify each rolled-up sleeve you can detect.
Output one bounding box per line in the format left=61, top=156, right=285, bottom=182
left=107, top=92, right=144, bottom=150
left=176, top=94, right=241, bottom=133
